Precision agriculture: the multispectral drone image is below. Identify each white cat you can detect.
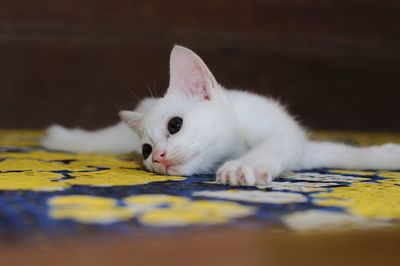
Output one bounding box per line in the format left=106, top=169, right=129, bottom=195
left=42, top=45, right=400, bottom=186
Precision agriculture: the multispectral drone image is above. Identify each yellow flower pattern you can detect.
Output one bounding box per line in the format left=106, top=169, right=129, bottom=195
left=314, top=171, right=400, bottom=219
left=49, top=195, right=136, bottom=224
left=48, top=194, right=255, bottom=226
left=0, top=138, right=185, bottom=191
left=0, top=130, right=399, bottom=231
left=0, top=171, right=68, bottom=191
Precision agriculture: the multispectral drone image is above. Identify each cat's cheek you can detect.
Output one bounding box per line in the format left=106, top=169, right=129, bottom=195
left=169, top=163, right=200, bottom=176
left=142, top=161, right=154, bottom=173
left=152, top=163, right=171, bottom=175
left=165, top=166, right=181, bottom=176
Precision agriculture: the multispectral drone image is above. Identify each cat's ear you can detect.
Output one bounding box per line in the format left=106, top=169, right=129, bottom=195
left=119, top=111, right=143, bottom=132
left=168, top=45, right=217, bottom=100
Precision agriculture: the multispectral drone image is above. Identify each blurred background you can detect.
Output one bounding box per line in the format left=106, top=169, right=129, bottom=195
left=0, top=0, right=399, bottom=131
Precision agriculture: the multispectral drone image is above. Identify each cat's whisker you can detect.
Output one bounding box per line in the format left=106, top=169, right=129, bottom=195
left=147, top=85, right=155, bottom=99
left=168, top=142, right=199, bottom=163
left=127, top=89, right=141, bottom=102
left=152, top=81, right=160, bottom=98
left=170, top=142, right=197, bottom=157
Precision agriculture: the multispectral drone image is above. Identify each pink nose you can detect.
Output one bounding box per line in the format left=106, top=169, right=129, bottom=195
left=152, top=150, right=167, bottom=164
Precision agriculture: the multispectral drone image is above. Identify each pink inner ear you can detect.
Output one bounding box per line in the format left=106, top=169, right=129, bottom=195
left=168, top=46, right=215, bottom=100
left=184, top=65, right=211, bottom=100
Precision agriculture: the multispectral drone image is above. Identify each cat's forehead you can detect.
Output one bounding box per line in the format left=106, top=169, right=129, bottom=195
left=139, top=97, right=188, bottom=135
left=144, top=96, right=190, bottom=121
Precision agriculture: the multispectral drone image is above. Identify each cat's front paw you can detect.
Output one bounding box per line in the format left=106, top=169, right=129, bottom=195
left=216, top=159, right=282, bottom=187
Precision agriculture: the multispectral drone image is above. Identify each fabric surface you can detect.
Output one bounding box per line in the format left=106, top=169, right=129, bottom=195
left=0, top=130, right=399, bottom=239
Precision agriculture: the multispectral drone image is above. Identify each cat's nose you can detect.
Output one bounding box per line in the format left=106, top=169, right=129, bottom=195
left=152, top=150, right=167, bottom=164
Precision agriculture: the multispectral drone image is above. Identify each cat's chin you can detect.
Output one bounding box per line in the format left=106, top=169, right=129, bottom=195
left=163, top=166, right=213, bottom=176
left=165, top=166, right=181, bottom=176
left=150, top=164, right=183, bottom=176
left=152, top=164, right=202, bottom=176
left=149, top=152, right=203, bottom=176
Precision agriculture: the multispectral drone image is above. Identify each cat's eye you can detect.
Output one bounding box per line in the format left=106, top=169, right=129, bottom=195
left=167, top=116, right=183, bottom=135
left=142, top=143, right=152, bottom=159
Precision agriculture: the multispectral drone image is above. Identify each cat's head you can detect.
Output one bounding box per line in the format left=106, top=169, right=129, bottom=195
left=120, top=46, right=242, bottom=175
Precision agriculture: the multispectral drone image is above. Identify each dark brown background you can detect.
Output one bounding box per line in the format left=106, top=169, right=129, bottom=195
left=1, top=0, right=399, bottom=130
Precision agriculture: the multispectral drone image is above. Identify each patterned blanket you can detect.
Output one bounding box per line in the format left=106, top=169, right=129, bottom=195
left=0, top=130, right=399, bottom=239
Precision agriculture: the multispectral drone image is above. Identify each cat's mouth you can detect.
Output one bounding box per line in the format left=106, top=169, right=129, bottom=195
left=152, top=152, right=199, bottom=176
left=166, top=165, right=179, bottom=175
left=154, top=163, right=181, bottom=175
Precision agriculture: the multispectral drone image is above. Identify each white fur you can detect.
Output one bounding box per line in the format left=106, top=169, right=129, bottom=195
left=42, top=45, right=400, bottom=186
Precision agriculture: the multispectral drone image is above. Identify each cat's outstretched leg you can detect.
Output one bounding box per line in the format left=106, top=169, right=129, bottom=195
left=217, top=137, right=400, bottom=186
left=302, top=141, right=400, bottom=170
left=216, top=131, right=306, bottom=186
left=41, top=122, right=139, bottom=153
left=41, top=97, right=158, bottom=153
